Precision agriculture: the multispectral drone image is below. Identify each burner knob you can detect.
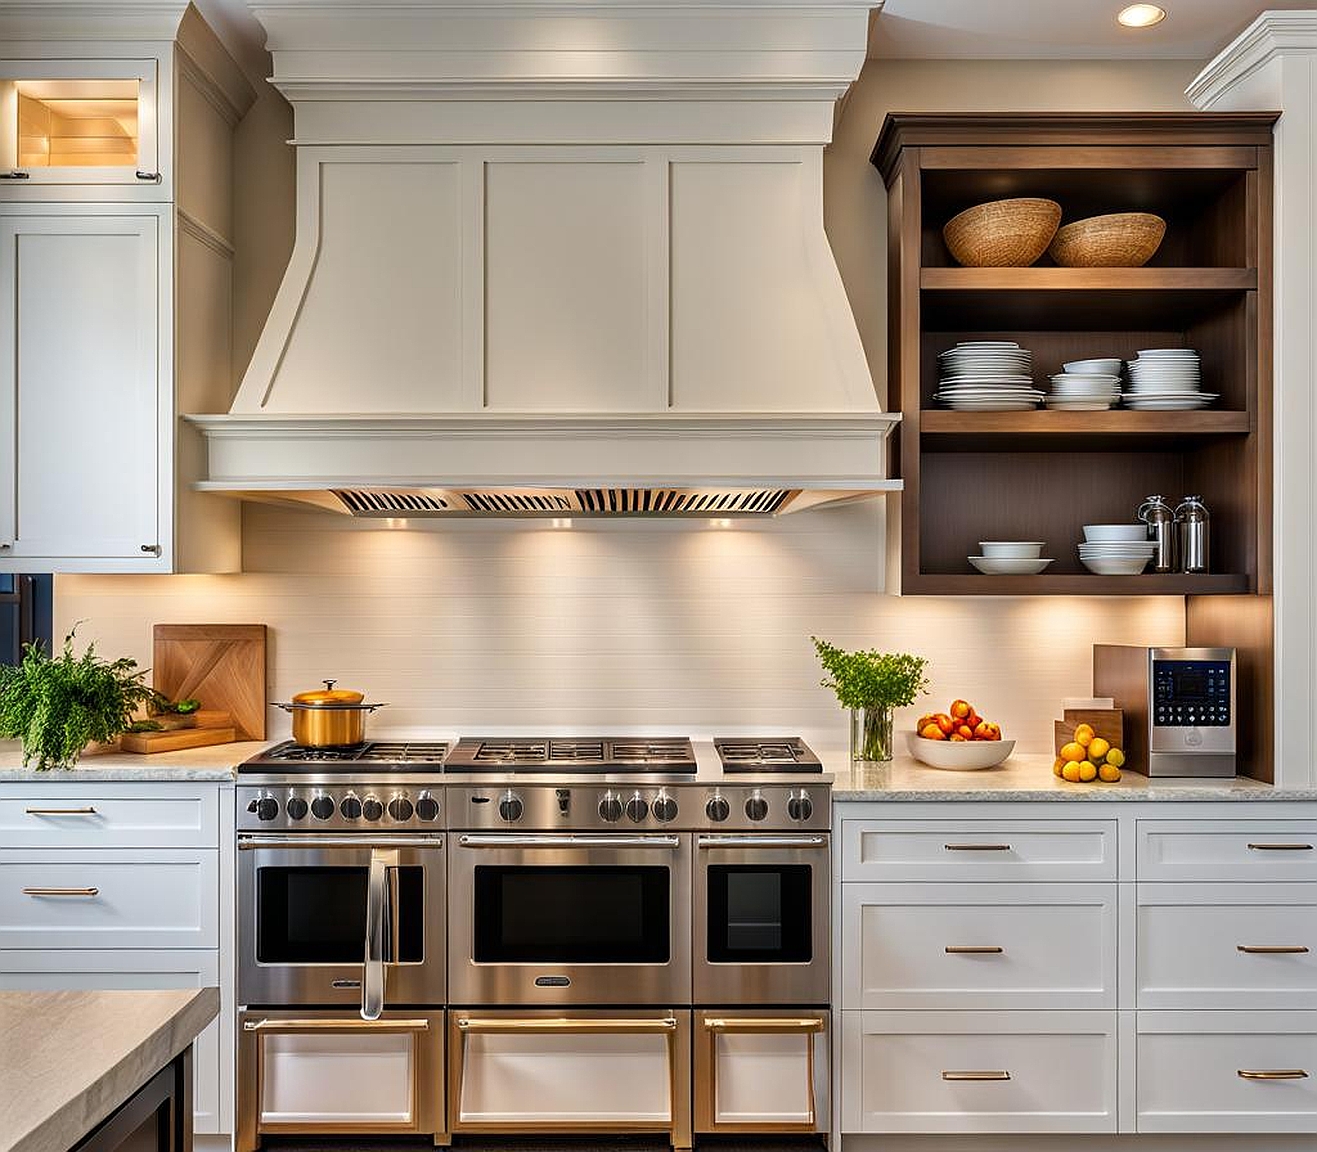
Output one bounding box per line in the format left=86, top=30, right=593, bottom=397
left=310, top=792, right=334, bottom=821
left=388, top=795, right=414, bottom=822
left=598, top=792, right=624, bottom=823
left=340, top=792, right=363, bottom=820
left=498, top=790, right=524, bottom=823
left=705, top=794, right=730, bottom=823
left=626, top=793, right=649, bottom=823
left=652, top=791, right=678, bottom=823
left=248, top=793, right=279, bottom=822
left=787, top=790, right=813, bottom=823
left=745, top=791, right=769, bottom=822
left=415, top=792, right=440, bottom=822
left=285, top=796, right=309, bottom=821
left=362, top=795, right=384, bottom=822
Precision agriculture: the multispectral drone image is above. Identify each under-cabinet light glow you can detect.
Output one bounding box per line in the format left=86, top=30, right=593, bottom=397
left=1117, top=4, right=1166, bottom=27
left=551, top=518, right=574, bottom=529
left=709, top=518, right=734, bottom=529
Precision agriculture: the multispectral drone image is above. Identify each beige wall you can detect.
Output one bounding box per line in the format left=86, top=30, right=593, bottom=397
left=55, top=56, right=1200, bottom=752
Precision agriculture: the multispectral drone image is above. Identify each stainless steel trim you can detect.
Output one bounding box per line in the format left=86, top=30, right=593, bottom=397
left=22, top=886, right=99, bottom=896
left=945, top=946, right=1004, bottom=955
left=1237, top=1069, right=1309, bottom=1080
left=244, top=1017, right=431, bottom=1032
left=238, top=835, right=443, bottom=849
left=24, top=807, right=98, bottom=816
left=944, top=843, right=1011, bottom=851
left=362, top=848, right=391, bottom=1020
left=696, top=835, right=827, bottom=849
left=1237, top=945, right=1310, bottom=954
left=457, top=833, right=681, bottom=849
left=941, top=1070, right=1011, bottom=1081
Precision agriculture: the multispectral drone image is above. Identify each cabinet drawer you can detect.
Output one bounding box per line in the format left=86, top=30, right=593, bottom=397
left=840, top=1010, right=1116, bottom=1134
left=0, top=788, right=219, bottom=848
left=841, top=883, right=1116, bottom=1010
left=1138, top=821, right=1317, bottom=882
left=1138, top=1011, right=1317, bottom=1133
left=1138, top=884, right=1317, bottom=1010
left=0, top=949, right=223, bottom=1132
left=841, top=819, right=1116, bottom=882
left=0, top=849, right=218, bottom=949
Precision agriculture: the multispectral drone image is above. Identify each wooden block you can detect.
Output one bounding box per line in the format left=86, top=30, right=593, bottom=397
left=120, top=727, right=237, bottom=754
left=152, top=625, right=267, bottom=740
left=1055, top=709, right=1124, bottom=756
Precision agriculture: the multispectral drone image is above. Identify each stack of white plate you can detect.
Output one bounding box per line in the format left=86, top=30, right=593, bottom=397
left=1078, top=539, right=1157, bottom=575
left=968, top=540, right=1053, bottom=575
left=1123, top=349, right=1218, bottom=410
left=935, top=341, right=1043, bottom=411
left=1046, top=373, right=1121, bottom=411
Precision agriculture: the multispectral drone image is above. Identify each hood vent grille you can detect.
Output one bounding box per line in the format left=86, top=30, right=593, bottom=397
left=325, top=487, right=798, bottom=518
left=334, top=489, right=452, bottom=514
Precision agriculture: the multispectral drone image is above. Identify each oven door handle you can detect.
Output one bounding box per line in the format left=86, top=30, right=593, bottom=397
left=361, top=847, right=396, bottom=1021
left=238, top=835, right=444, bottom=850
left=456, top=834, right=682, bottom=849
left=455, top=1016, right=679, bottom=1034
left=703, top=1016, right=825, bottom=1033
left=244, top=1017, right=430, bottom=1032
left=696, top=835, right=827, bottom=849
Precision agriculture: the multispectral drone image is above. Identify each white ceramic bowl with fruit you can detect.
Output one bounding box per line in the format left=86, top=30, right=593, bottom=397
left=907, top=732, right=1016, bottom=771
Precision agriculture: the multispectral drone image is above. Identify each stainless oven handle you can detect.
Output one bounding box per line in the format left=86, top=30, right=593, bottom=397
left=238, top=836, right=444, bottom=850
left=457, top=834, right=681, bottom=849
left=244, top=1017, right=430, bottom=1032
left=697, top=835, right=827, bottom=849
left=361, top=848, right=391, bottom=1021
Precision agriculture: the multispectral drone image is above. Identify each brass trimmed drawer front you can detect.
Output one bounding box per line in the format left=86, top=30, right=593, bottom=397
left=841, top=820, right=1116, bottom=883
left=1137, top=883, right=1317, bottom=1010
left=842, top=882, right=1116, bottom=1011
left=0, top=788, right=220, bottom=848
left=840, top=1010, right=1116, bottom=1134
left=0, top=849, right=218, bottom=949
left=1137, top=1011, right=1317, bottom=1133
left=1138, top=821, right=1317, bottom=883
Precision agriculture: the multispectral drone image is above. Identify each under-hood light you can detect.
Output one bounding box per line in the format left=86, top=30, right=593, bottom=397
left=1117, top=4, right=1166, bottom=28
left=551, top=518, right=574, bottom=530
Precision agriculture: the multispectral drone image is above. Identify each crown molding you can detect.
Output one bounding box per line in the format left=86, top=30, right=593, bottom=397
left=1188, top=10, right=1317, bottom=110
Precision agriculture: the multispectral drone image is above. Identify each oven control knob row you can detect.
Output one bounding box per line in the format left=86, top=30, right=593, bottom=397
left=499, top=790, right=524, bottom=823
left=745, top=790, right=769, bottom=822
left=388, top=795, right=413, bottom=822
left=626, top=793, right=649, bottom=823
left=310, top=792, right=335, bottom=821
left=415, top=792, right=440, bottom=822
left=247, top=793, right=279, bottom=821
left=362, top=796, right=384, bottom=822
left=285, top=796, right=309, bottom=821
left=598, top=792, right=623, bottom=823
left=652, top=791, right=678, bottom=823
left=705, top=794, right=730, bottom=823
left=340, top=793, right=363, bottom=820
left=787, top=790, right=813, bottom=823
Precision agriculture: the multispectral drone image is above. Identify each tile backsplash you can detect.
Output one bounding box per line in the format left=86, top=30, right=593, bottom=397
left=55, top=502, right=1184, bottom=752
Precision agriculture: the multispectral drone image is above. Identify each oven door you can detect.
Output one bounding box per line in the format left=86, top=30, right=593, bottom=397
left=448, top=832, right=691, bottom=1005
left=238, top=834, right=445, bottom=1010
left=693, top=833, right=829, bottom=1005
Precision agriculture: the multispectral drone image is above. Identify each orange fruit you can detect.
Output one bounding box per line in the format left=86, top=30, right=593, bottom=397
left=1098, top=763, right=1122, bottom=782
left=1105, top=748, right=1126, bottom=768
left=1074, top=723, right=1095, bottom=747
left=1060, top=741, right=1085, bottom=762
left=1061, top=762, right=1082, bottom=783
left=1088, top=737, right=1111, bottom=761
left=1053, top=758, right=1066, bottom=778
left=1078, top=760, right=1098, bottom=782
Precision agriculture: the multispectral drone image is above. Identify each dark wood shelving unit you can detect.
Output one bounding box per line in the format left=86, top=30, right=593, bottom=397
left=906, top=573, right=1250, bottom=597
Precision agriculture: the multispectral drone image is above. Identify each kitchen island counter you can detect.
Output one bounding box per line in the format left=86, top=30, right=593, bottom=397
left=0, top=740, right=267, bottom=781
left=0, top=987, right=218, bottom=1152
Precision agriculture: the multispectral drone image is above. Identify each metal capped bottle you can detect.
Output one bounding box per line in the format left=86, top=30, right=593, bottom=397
left=1137, top=494, right=1177, bottom=573
left=1175, top=495, right=1211, bottom=574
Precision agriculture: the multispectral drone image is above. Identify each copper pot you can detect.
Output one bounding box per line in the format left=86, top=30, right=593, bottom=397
left=273, top=680, right=387, bottom=747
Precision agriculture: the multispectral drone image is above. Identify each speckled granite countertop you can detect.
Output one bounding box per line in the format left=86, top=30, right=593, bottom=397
left=0, top=739, right=266, bottom=781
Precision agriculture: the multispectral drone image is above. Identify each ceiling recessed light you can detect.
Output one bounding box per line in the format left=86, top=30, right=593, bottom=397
left=1117, top=4, right=1166, bottom=28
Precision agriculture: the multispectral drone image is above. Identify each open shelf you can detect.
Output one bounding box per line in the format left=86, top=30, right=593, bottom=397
left=902, top=573, right=1251, bottom=597
left=921, top=267, right=1256, bottom=292
left=920, top=409, right=1251, bottom=451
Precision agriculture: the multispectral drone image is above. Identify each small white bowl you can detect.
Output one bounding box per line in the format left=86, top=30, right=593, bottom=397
left=968, top=556, right=1053, bottom=575
left=1083, top=524, right=1148, bottom=543
left=979, top=541, right=1045, bottom=559
left=1063, top=358, right=1122, bottom=375
left=907, top=732, right=1016, bottom=771
left=1080, top=556, right=1151, bottom=576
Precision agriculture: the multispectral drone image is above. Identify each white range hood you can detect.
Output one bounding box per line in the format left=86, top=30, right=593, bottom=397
left=190, top=0, right=898, bottom=517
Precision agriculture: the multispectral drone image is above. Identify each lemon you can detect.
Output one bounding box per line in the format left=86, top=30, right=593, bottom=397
left=1074, top=723, right=1095, bottom=747
left=1088, top=736, right=1110, bottom=761
left=1053, top=757, right=1066, bottom=777
left=1078, top=760, right=1098, bottom=782
left=1105, top=747, right=1125, bottom=768
left=1060, top=741, right=1086, bottom=762
left=1061, top=762, right=1082, bottom=783
left=1098, top=763, right=1122, bottom=783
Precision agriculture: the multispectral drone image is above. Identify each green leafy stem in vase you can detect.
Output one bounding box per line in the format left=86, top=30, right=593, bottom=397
left=811, top=636, right=931, bottom=711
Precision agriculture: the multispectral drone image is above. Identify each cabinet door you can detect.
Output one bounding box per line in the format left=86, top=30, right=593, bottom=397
left=0, top=212, right=162, bottom=565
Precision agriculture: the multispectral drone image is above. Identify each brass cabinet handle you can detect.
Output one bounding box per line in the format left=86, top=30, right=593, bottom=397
left=945, top=946, right=1004, bottom=954
left=25, top=807, right=98, bottom=816
left=1238, top=1069, right=1309, bottom=1080
left=1247, top=843, right=1313, bottom=851
left=244, top=1017, right=429, bottom=1032
left=1238, top=945, right=1310, bottom=954
left=944, top=843, right=1011, bottom=851
left=703, top=1017, right=824, bottom=1033
left=22, top=886, right=99, bottom=897
left=941, top=1070, right=1011, bottom=1081
left=456, top=1016, right=677, bottom=1034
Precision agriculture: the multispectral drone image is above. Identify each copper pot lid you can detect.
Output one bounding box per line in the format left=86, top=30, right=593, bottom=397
left=277, top=680, right=387, bottom=711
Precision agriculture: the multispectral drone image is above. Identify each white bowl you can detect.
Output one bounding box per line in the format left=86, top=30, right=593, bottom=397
left=1063, top=358, right=1122, bottom=374
left=907, top=732, right=1016, bottom=771
left=1083, top=524, right=1148, bottom=543
left=979, top=541, right=1045, bottom=559
left=968, top=556, right=1053, bottom=575
left=1081, top=556, right=1151, bottom=576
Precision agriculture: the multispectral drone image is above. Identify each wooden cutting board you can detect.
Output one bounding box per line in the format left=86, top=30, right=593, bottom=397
left=120, top=726, right=237, bottom=754
left=152, top=624, right=267, bottom=740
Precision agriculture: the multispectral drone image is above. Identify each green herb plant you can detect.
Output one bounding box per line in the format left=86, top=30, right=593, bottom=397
left=0, top=628, right=157, bottom=770
left=812, top=637, right=930, bottom=761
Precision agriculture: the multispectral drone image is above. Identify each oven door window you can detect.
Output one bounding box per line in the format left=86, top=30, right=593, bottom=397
left=473, top=865, right=669, bottom=963
left=706, top=865, right=812, bottom=963
left=256, top=866, right=425, bottom=964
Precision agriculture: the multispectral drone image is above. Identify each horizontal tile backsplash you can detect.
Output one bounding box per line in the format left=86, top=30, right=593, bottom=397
left=54, top=502, right=1184, bottom=752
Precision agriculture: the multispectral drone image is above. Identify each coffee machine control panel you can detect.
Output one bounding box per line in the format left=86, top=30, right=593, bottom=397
left=1153, top=659, right=1232, bottom=728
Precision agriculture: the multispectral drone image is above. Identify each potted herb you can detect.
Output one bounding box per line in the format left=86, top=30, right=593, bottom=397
left=0, top=630, right=157, bottom=770
left=812, top=636, right=930, bottom=763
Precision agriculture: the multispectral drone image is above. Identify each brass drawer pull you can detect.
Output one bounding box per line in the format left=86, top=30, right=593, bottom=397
left=456, top=1016, right=677, bottom=1034
left=942, top=1070, right=1011, bottom=1081
left=945, top=946, right=1004, bottom=954
left=244, top=1017, right=429, bottom=1032
left=1238, top=945, right=1310, bottom=954
left=944, top=843, right=1011, bottom=852
left=1247, top=843, right=1313, bottom=851
left=22, top=886, right=99, bottom=897
left=1238, top=1069, right=1309, bottom=1080
left=24, top=807, right=98, bottom=816
left=703, top=1017, right=824, bottom=1033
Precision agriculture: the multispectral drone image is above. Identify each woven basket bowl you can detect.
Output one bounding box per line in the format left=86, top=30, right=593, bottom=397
left=942, top=197, right=1062, bottom=267
left=1048, top=212, right=1167, bottom=267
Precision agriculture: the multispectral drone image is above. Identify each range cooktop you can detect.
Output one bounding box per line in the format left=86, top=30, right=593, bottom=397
left=239, top=740, right=451, bottom=773
left=444, top=736, right=698, bottom=774
left=714, top=736, right=823, bottom=773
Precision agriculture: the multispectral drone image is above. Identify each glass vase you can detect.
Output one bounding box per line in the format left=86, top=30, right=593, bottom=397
left=850, top=704, right=894, bottom=764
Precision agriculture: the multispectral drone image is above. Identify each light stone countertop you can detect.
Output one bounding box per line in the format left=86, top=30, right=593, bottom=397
left=0, top=987, right=219, bottom=1152
left=0, top=739, right=268, bottom=781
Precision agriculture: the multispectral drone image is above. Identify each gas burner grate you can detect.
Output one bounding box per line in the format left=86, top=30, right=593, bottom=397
left=715, top=737, right=823, bottom=773
left=357, top=742, right=451, bottom=763
left=446, top=736, right=697, bottom=773
left=472, top=740, right=549, bottom=762
left=548, top=740, right=606, bottom=761
left=263, top=741, right=368, bottom=762
left=609, top=740, right=695, bottom=763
